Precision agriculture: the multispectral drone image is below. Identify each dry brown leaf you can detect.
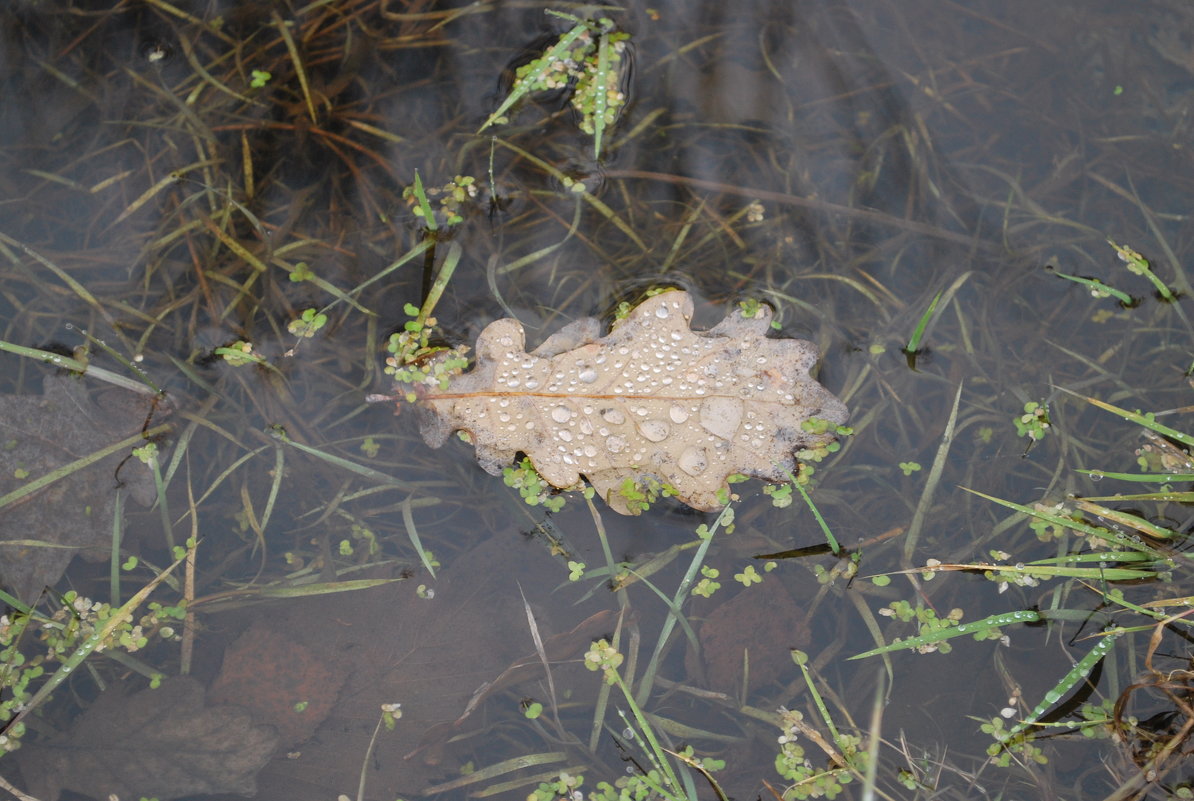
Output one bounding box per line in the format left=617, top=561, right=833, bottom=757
left=419, top=291, right=849, bottom=514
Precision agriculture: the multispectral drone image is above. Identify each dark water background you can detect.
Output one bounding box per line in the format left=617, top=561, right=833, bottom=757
left=1, top=1, right=1192, bottom=799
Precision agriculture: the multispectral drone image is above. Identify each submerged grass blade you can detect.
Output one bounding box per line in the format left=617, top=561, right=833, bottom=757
left=634, top=504, right=733, bottom=708
left=904, top=382, right=962, bottom=564
left=267, top=425, right=431, bottom=491
left=402, top=496, right=436, bottom=579
left=273, top=10, right=317, bottom=124
left=0, top=424, right=171, bottom=512
left=423, top=753, right=568, bottom=794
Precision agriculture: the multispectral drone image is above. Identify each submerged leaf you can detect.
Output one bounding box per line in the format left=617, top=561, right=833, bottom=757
left=12, top=676, right=277, bottom=801
left=417, top=291, right=848, bottom=514
left=0, top=375, right=162, bottom=601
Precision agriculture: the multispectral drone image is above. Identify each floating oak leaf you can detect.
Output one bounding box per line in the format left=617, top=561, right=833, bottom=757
left=417, top=291, right=848, bottom=514
left=11, top=676, right=277, bottom=801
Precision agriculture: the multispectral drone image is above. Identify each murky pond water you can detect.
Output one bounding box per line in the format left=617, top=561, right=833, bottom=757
left=1, top=1, right=1192, bottom=799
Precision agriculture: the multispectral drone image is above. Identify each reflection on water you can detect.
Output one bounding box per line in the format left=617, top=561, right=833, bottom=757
left=1, top=0, right=1192, bottom=798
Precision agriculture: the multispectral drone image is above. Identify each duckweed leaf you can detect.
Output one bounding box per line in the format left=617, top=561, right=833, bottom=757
left=416, top=291, right=848, bottom=514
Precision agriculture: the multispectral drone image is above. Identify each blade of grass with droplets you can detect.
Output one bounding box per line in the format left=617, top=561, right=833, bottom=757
left=1074, top=499, right=1181, bottom=538
left=477, top=21, right=590, bottom=134
left=961, top=486, right=1164, bottom=557
left=1048, top=268, right=1135, bottom=305
left=849, top=610, right=1043, bottom=660
left=592, top=24, right=612, bottom=160
left=1060, top=389, right=1194, bottom=449
left=999, top=629, right=1123, bottom=743
left=1083, top=490, right=1194, bottom=503
left=912, top=560, right=1160, bottom=581
left=1078, top=469, right=1194, bottom=482
left=0, top=340, right=156, bottom=395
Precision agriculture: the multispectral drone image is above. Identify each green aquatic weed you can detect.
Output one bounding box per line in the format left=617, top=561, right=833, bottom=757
left=479, top=12, right=631, bottom=160
left=288, top=308, right=327, bottom=338
left=1014, top=400, right=1051, bottom=442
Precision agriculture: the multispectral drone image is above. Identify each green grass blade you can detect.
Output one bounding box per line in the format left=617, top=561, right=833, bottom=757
left=411, top=169, right=437, bottom=232
left=1061, top=389, right=1194, bottom=449
left=793, top=478, right=840, bottom=555
left=1108, top=238, right=1175, bottom=300
left=417, top=241, right=461, bottom=328
left=961, top=486, right=1162, bottom=556
left=1074, top=499, right=1179, bottom=538
left=634, top=505, right=733, bottom=708
left=904, top=289, right=942, bottom=355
